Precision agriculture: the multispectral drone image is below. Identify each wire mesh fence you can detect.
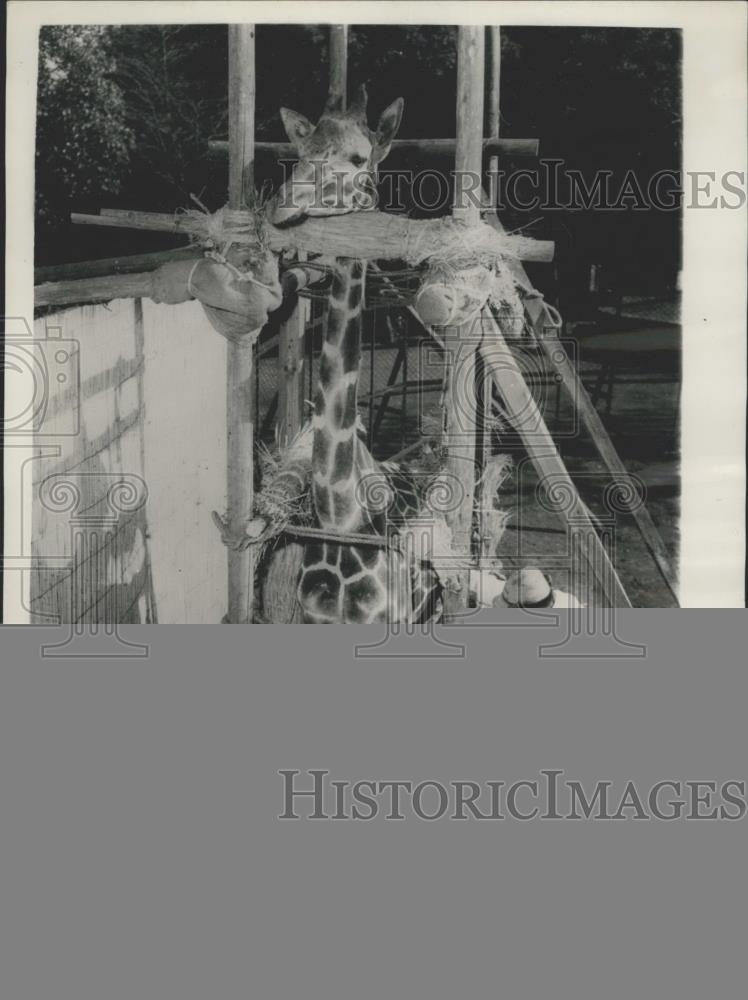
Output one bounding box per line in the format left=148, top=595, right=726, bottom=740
left=253, top=299, right=447, bottom=464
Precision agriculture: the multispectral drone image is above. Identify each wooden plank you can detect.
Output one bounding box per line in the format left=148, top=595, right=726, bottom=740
left=208, top=137, right=539, bottom=158
left=36, top=259, right=314, bottom=310
left=536, top=329, right=678, bottom=601
left=479, top=308, right=632, bottom=607
left=481, top=25, right=502, bottom=557
left=226, top=24, right=256, bottom=623
left=480, top=195, right=677, bottom=603
left=34, top=246, right=196, bottom=285
left=443, top=26, right=485, bottom=617
left=36, top=272, right=158, bottom=308
left=479, top=187, right=630, bottom=605
left=70, top=209, right=554, bottom=264
left=52, top=209, right=554, bottom=308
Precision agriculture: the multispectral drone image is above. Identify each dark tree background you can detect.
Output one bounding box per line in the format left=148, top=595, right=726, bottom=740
left=35, top=24, right=681, bottom=308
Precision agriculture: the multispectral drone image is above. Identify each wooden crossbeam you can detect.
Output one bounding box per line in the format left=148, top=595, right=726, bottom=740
left=34, top=246, right=196, bottom=286
left=37, top=210, right=554, bottom=308
left=208, top=137, right=539, bottom=159
left=68, top=209, right=555, bottom=263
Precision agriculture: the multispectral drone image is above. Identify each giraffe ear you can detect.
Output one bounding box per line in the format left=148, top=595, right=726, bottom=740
left=280, top=108, right=314, bottom=150
left=372, top=97, right=404, bottom=165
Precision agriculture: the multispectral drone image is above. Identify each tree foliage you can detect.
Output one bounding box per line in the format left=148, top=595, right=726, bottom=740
left=36, top=23, right=681, bottom=291
left=108, top=25, right=228, bottom=207
left=36, top=26, right=133, bottom=241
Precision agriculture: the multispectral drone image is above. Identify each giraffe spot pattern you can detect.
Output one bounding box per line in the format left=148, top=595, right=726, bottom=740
left=347, top=278, right=363, bottom=312
left=300, top=567, right=341, bottom=619
left=331, top=437, right=355, bottom=484
left=343, top=574, right=384, bottom=621
left=318, top=352, right=339, bottom=390
left=304, top=542, right=324, bottom=568
left=356, top=544, right=380, bottom=569
left=340, top=316, right=361, bottom=373
left=340, top=546, right=363, bottom=578
left=314, top=484, right=331, bottom=522
left=333, top=492, right=355, bottom=523
left=324, top=543, right=342, bottom=568
left=313, top=432, right=331, bottom=475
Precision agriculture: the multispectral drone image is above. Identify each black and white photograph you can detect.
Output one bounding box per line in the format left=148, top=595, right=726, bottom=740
left=4, top=2, right=746, bottom=621
left=1, top=9, right=747, bottom=1000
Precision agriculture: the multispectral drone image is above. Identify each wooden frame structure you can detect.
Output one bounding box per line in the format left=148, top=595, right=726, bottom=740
left=33, top=23, right=679, bottom=618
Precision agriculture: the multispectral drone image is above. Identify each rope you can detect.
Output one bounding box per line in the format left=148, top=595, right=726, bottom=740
left=517, top=282, right=564, bottom=331
left=203, top=249, right=280, bottom=291
left=283, top=524, right=404, bottom=551
left=186, top=259, right=202, bottom=299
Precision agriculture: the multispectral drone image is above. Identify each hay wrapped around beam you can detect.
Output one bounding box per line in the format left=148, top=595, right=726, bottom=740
left=46, top=204, right=553, bottom=310
left=174, top=201, right=527, bottom=331
left=71, top=206, right=554, bottom=264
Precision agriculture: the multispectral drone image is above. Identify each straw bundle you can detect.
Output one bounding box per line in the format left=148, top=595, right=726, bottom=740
left=259, top=540, right=306, bottom=623
left=478, top=454, right=513, bottom=558
left=129, top=203, right=555, bottom=267
left=251, top=425, right=314, bottom=623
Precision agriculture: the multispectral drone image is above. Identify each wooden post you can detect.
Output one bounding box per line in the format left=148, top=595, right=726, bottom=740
left=486, top=26, right=501, bottom=212
left=479, top=308, right=632, bottom=607
left=328, top=25, right=348, bottom=109
left=226, top=24, right=256, bottom=623
left=443, top=27, right=485, bottom=617
left=453, top=28, right=485, bottom=228
left=481, top=25, right=502, bottom=563
left=277, top=278, right=307, bottom=448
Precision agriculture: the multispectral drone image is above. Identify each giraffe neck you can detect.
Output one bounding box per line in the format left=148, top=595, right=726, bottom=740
left=311, top=259, right=370, bottom=532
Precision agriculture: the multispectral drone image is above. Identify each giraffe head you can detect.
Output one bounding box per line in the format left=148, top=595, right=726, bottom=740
left=270, top=85, right=404, bottom=226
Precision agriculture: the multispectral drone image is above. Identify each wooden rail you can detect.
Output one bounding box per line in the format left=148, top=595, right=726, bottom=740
left=208, top=137, right=539, bottom=159
left=67, top=209, right=554, bottom=262
left=37, top=211, right=554, bottom=308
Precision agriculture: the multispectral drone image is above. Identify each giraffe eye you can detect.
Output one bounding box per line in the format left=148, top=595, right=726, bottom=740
left=350, top=154, right=368, bottom=168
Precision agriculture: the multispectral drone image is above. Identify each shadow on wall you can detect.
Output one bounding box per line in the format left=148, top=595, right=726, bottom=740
left=30, top=443, right=158, bottom=625
left=29, top=299, right=158, bottom=624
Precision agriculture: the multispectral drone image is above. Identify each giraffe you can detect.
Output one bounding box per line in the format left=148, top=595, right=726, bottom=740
left=268, top=86, right=442, bottom=623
